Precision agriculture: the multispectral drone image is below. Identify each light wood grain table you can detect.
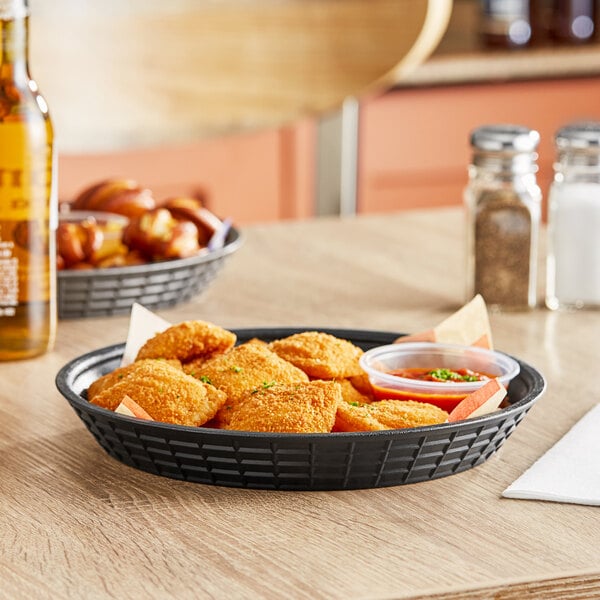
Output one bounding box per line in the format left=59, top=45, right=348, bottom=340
left=1, top=208, right=599, bottom=599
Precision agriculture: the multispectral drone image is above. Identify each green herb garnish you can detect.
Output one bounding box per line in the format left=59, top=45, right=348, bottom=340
left=251, top=381, right=277, bottom=395
left=427, top=368, right=479, bottom=382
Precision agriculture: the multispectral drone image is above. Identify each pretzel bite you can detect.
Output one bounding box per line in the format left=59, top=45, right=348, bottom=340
left=56, top=222, right=86, bottom=267
left=87, top=358, right=182, bottom=402
left=89, top=360, right=226, bottom=427
left=163, top=196, right=223, bottom=246
left=94, top=249, right=146, bottom=268
left=72, top=178, right=156, bottom=219
left=269, top=331, right=364, bottom=379
left=334, top=400, right=448, bottom=432
left=136, top=320, right=236, bottom=363
left=226, top=380, right=341, bottom=433
left=123, top=208, right=200, bottom=260
left=190, top=341, right=309, bottom=427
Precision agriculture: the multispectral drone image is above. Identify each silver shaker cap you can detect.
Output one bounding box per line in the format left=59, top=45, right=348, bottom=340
left=470, top=124, right=540, bottom=153
left=555, top=121, right=600, bottom=149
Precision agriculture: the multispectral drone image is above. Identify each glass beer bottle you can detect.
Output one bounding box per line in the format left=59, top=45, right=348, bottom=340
left=0, top=0, right=56, bottom=360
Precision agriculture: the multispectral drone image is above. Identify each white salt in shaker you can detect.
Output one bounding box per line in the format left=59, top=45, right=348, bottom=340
left=546, top=122, right=600, bottom=310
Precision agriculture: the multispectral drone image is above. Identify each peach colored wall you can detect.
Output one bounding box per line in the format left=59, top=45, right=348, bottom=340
left=58, top=120, right=316, bottom=225
left=358, top=77, right=600, bottom=215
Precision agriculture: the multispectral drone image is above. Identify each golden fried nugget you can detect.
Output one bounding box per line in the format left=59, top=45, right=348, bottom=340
left=195, top=342, right=309, bottom=427
left=338, top=379, right=372, bottom=405
left=245, top=338, right=269, bottom=348
left=226, top=380, right=342, bottom=433
left=348, top=372, right=374, bottom=397
left=334, top=400, right=448, bottom=432
left=181, top=339, right=268, bottom=376
left=333, top=400, right=385, bottom=432
left=90, top=360, right=227, bottom=427
left=135, top=320, right=236, bottom=362
left=87, top=358, right=182, bottom=401
left=182, top=356, right=208, bottom=377
left=269, top=331, right=364, bottom=379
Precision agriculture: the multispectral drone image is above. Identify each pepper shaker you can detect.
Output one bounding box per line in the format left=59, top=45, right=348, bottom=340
left=546, top=121, right=600, bottom=310
left=465, top=124, right=542, bottom=311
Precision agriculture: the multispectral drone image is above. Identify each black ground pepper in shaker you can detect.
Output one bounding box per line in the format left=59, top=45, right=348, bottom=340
left=465, top=125, right=542, bottom=311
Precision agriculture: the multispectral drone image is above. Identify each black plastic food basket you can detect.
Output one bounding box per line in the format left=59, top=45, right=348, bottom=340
left=55, top=328, right=546, bottom=491
left=57, top=227, right=242, bottom=319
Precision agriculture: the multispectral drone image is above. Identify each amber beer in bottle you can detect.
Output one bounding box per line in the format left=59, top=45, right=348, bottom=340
left=0, top=0, right=56, bottom=360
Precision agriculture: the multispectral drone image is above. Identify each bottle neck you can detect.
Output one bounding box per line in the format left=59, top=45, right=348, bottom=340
left=1, top=12, right=29, bottom=83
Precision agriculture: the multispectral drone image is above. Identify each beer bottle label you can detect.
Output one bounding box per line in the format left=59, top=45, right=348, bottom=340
left=0, top=122, right=53, bottom=305
left=0, top=237, right=18, bottom=314
left=0, top=121, right=51, bottom=221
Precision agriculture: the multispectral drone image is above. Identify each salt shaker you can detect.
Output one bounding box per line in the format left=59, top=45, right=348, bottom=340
left=465, top=125, right=542, bottom=311
left=546, top=121, right=600, bottom=310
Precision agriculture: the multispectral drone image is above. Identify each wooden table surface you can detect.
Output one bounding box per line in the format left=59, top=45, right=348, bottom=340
left=2, top=208, right=599, bottom=599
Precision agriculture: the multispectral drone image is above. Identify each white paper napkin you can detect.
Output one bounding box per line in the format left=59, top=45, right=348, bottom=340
left=120, top=303, right=171, bottom=367
left=502, top=403, right=600, bottom=506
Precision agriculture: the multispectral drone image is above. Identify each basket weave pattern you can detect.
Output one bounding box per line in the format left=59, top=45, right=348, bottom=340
left=55, top=328, right=545, bottom=491
left=57, top=228, right=241, bottom=319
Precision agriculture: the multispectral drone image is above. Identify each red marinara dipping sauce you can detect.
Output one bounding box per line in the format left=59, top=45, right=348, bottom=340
left=390, top=367, right=490, bottom=383
left=371, top=367, right=495, bottom=411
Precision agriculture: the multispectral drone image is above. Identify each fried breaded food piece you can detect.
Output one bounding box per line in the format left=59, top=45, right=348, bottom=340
left=182, top=356, right=209, bottom=377
left=87, top=358, right=182, bottom=401
left=226, top=380, right=342, bottom=433
left=181, top=339, right=269, bottom=376
left=193, top=341, right=309, bottom=427
left=338, top=378, right=372, bottom=405
left=135, top=320, right=236, bottom=362
left=334, top=399, right=448, bottom=432
left=333, top=400, right=384, bottom=432
left=90, top=360, right=227, bottom=427
left=269, top=331, right=364, bottom=379
left=347, top=372, right=374, bottom=397
left=245, top=337, right=269, bottom=349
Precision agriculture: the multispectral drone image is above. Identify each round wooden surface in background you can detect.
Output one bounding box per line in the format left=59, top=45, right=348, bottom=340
left=29, top=0, right=451, bottom=152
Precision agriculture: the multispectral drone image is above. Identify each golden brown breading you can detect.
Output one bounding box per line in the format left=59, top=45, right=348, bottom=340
left=182, top=356, right=208, bottom=377
left=334, top=400, right=385, bottom=432
left=347, top=372, right=374, bottom=397
left=338, top=378, right=372, bottom=405
left=334, top=399, right=448, bottom=432
left=268, top=331, right=364, bottom=379
left=135, top=320, right=236, bottom=362
left=226, top=380, right=341, bottom=433
left=87, top=358, right=182, bottom=401
left=182, top=339, right=270, bottom=377
left=194, top=341, right=309, bottom=427
left=372, top=401, right=448, bottom=429
left=89, top=360, right=227, bottom=427
left=245, top=338, right=269, bottom=348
